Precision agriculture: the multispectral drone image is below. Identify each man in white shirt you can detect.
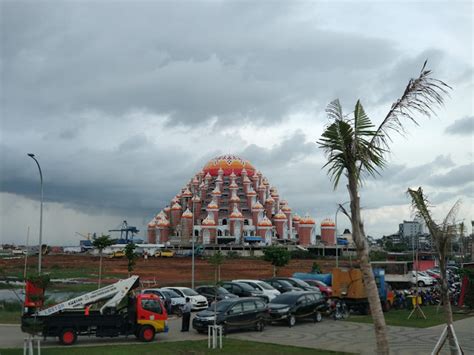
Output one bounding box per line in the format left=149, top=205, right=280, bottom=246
left=181, top=297, right=192, bottom=331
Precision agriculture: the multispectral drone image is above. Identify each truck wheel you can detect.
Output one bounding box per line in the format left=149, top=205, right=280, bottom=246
left=59, top=328, right=77, bottom=345
left=139, top=325, right=155, bottom=342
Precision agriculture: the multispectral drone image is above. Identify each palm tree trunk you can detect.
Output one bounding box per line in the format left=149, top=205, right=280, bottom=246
left=98, top=251, right=103, bottom=289
left=439, top=254, right=458, bottom=354
left=348, top=175, right=389, bottom=354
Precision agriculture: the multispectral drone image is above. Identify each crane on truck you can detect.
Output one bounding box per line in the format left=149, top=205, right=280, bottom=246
left=22, top=275, right=168, bottom=345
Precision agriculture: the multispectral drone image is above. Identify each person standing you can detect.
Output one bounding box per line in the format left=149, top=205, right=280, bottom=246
left=181, top=297, right=192, bottom=331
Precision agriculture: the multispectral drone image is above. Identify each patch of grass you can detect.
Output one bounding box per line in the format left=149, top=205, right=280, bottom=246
left=346, top=305, right=473, bottom=328
left=0, top=339, right=353, bottom=354
left=0, top=310, right=21, bottom=324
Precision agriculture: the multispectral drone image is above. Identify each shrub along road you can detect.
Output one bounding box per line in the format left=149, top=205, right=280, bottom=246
left=1, top=314, right=473, bottom=354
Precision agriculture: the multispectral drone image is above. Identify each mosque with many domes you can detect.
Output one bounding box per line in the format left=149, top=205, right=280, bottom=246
left=147, top=155, right=323, bottom=247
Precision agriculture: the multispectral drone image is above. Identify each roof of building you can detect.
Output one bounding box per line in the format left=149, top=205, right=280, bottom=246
left=203, top=155, right=256, bottom=176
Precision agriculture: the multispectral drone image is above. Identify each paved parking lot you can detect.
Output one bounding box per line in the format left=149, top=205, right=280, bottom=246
left=1, top=315, right=473, bottom=354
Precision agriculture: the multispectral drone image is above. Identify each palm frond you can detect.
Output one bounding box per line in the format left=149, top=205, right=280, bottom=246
left=407, top=187, right=438, bottom=235
left=326, top=99, right=344, bottom=121
left=442, top=199, right=462, bottom=231
left=369, top=61, right=451, bottom=152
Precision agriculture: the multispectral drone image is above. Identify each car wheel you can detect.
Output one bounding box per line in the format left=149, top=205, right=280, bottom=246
left=314, top=311, right=322, bottom=323
left=138, top=325, right=155, bottom=342
left=59, top=328, right=77, bottom=345
left=255, top=319, right=265, bottom=332
left=288, top=314, right=296, bottom=328
left=418, top=281, right=425, bottom=287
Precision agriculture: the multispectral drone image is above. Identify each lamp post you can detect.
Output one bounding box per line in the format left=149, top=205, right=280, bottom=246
left=191, top=195, right=195, bottom=289
left=27, top=153, right=43, bottom=273
left=335, top=202, right=350, bottom=268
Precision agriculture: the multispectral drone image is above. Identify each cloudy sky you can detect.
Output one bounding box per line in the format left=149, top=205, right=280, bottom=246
left=1, top=0, right=473, bottom=246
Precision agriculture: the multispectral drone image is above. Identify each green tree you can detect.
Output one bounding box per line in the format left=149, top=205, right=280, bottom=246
left=263, top=246, right=291, bottom=277
left=318, top=62, right=449, bottom=354
left=311, top=262, right=321, bottom=273
left=408, top=187, right=462, bottom=354
left=124, top=242, right=138, bottom=277
left=92, top=234, right=113, bottom=288
left=208, top=251, right=225, bottom=283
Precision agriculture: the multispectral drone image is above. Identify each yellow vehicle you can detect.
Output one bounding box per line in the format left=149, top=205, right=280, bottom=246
left=155, top=249, right=174, bottom=258
left=109, top=250, right=125, bottom=258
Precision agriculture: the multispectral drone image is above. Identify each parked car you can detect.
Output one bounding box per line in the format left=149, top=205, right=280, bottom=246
left=195, top=285, right=238, bottom=303
left=302, top=280, right=332, bottom=298
left=156, top=249, right=174, bottom=257
left=221, top=281, right=268, bottom=302
left=271, top=277, right=321, bottom=293
left=108, top=250, right=125, bottom=258
left=267, top=291, right=327, bottom=327
left=263, top=279, right=303, bottom=293
left=411, top=271, right=435, bottom=287
left=162, top=287, right=208, bottom=310
left=232, top=279, right=280, bottom=301
left=142, top=288, right=185, bottom=315
left=192, top=297, right=267, bottom=334
left=425, top=269, right=441, bottom=280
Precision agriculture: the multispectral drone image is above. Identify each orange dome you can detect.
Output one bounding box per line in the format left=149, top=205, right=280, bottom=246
left=182, top=188, right=192, bottom=197
left=147, top=221, right=156, bottom=228
left=230, top=208, right=244, bottom=219
left=265, top=196, right=274, bottom=204
left=207, top=201, right=219, bottom=210
left=229, top=181, right=238, bottom=189
left=292, top=214, right=301, bottom=222
left=192, top=195, right=201, bottom=202
left=157, top=218, right=170, bottom=227
left=258, top=216, right=273, bottom=227
left=300, top=215, right=316, bottom=225
left=321, top=218, right=335, bottom=227
left=203, top=155, right=256, bottom=176
left=273, top=210, right=287, bottom=220
left=202, top=215, right=216, bottom=226
left=281, top=205, right=292, bottom=212
left=164, top=206, right=171, bottom=212
left=171, top=202, right=182, bottom=210
left=252, top=201, right=264, bottom=210
left=230, top=195, right=241, bottom=202
left=181, top=208, right=193, bottom=218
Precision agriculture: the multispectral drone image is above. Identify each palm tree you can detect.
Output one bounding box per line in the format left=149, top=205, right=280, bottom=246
left=124, top=242, right=138, bottom=277
left=408, top=187, right=462, bottom=354
left=92, top=234, right=113, bottom=288
left=318, top=62, right=450, bottom=354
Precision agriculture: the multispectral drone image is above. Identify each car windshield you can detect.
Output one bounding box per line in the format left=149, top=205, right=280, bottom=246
left=257, top=281, right=275, bottom=290
left=277, top=280, right=293, bottom=288
left=209, top=300, right=234, bottom=312
left=271, top=293, right=298, bottom=305
left=217, top=287, right=231, bottom=295
left=161, top=289, right=180, bottom=298
left=181, top=288, right=199, bottom=296
left=290, top=278, right=311, bottom=288
left=234, top=282, right=256, bottom=292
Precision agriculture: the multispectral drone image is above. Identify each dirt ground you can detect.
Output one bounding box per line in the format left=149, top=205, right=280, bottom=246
left=1, top=254, right=355, bottom=287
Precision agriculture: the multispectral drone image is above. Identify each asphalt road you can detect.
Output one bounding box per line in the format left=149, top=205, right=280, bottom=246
left=1, top=315, right=473, bottom=354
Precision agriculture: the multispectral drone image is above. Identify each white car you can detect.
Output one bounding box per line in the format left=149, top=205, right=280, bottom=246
left=162, top=287, right=208, bottom=310
left=232, top=279, right=280, bottom=300
left=411, top=271, right=435, bottom=287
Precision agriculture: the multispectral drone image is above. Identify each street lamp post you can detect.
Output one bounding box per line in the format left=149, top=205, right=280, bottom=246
left=335, top=202, right=350, bottom=268
left=192, top=198, right=195, bottom=289
left=27, top=153, right=43, bottom=274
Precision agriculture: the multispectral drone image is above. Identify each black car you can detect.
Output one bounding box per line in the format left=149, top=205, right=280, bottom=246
left=267, top=291, right=327, bottom=327
left=192, top=297, right=267, bottom=334
left=263, top=279, right=303, bottom=293
left=272, top=277, right=320, bottom=293
left=221, top=281, right=269, bottom=302
left=195, top=285, right=238, bottom=303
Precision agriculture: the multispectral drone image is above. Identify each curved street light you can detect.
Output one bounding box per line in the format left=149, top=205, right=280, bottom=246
left=27, top=153, right=44, bottom=273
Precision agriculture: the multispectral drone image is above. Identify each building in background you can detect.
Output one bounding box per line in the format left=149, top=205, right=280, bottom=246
left=146, top=155, right=317, bottom=246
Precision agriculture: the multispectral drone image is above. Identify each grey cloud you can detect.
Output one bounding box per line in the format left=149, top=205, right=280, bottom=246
left=428, top=163, right=474, bottom=187
left=2, top=1, right=400, bottom=132
left=445, top=116, right=474, bottom=136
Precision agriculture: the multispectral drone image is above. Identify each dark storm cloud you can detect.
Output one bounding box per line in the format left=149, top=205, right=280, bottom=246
left=445, top=116, right=474, bottom=136
left=2, top=1, right=400, bottom=131
left=428, top=163, right=474, bottom=187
